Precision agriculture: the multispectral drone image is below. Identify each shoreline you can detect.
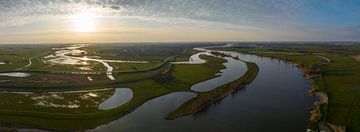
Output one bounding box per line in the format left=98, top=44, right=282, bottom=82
left=230, top=50, right=345, bottom=132
left=166, top=60, right=259, bottom=119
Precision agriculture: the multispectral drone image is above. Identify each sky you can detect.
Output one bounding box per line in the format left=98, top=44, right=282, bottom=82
left=0, top=0, right=359, bottom=44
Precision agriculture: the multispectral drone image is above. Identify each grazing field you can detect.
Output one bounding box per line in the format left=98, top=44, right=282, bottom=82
left=214, top=43, right=360, bottom=132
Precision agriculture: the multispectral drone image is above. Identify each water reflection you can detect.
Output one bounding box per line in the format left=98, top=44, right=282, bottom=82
left=173, top=44, right=247, bottom=92
left=91, top=92, right=197, bottom=132
left=44, top=44, right=147, bottom=80
left=0, top=72, right=30, bottom=77
left=191, top=57, right=246, bottom=92
left=98, top=88, right=133, bottom=110
left=171, top=52, right=210, bottom=64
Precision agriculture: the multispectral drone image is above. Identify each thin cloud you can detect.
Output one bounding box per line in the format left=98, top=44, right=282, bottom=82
left=0, top=0, right=359, bottom=42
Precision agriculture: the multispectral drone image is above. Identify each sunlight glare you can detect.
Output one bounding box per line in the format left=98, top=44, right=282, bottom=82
left=72, top=11, right=96, bottom=32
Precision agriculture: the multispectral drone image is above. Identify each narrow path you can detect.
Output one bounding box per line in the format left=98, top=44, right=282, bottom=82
left=317, top=55, right=331, bottom=63
left=15, top=52, right=49, bottom=71
left=15, top=56, right=34, bottom=71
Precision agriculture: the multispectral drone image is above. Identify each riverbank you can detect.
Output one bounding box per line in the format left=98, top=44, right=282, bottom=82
left=166, top=61, right=259, bottom=119
left=212, top=47, right=351, bottom=132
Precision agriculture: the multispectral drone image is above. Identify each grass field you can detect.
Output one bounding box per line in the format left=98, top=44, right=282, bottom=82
left=0, top=46, right=49, bottom=72
left=110, top=62, right=160, bottom=71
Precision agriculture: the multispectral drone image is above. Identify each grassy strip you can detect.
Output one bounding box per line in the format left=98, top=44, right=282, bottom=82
left=0, top=57, right=174, bottom=90
left=166, top=61, right=259, bottom=119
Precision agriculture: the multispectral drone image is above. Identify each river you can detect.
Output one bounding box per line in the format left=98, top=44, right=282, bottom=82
left=90, top=45, right=316, bottom=132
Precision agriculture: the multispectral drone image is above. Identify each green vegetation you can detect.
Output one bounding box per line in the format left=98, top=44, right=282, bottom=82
left=0, top=53, right=237, bottom=130
left=86, top=44, right=188, bottom=61
left=0, top=46, right=49, bottom=72
left=0, top=44, right=179, bottom=73
left=172, top=55, right=226, bottom=84
left=110, top=62, right=160, bottom=71
left=0, top=56, right=174, bottom=90
left=167, top=61, right=259, bottom=119
left=0, top=90, right=113, bottom=113
left=320, top=55, right=360, bottom=131
left=215, top=44, right=360, bottom=132
left=174, top=49, right=200, bottom=62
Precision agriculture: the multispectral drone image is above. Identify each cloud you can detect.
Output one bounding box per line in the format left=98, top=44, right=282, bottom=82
left=0, top=0, right=359, bottom=41
left=0, top=0, right=306, bottom=26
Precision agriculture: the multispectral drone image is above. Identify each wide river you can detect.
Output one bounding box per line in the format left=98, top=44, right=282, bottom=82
left=90, top=46, right=316, bottom=132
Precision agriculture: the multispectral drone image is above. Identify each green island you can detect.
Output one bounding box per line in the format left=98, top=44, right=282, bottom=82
left=167, top=61, right=259, bottom=119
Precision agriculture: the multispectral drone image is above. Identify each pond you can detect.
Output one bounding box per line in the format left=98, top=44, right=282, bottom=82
left=0, top=72, right=30, bottom=77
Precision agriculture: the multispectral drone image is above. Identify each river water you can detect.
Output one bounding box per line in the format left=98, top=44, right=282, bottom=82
left=44, top=45, right=147, bottom=80
left=98, top=88, right=133, bottom=110
left=90, top=46, right=316, bottom=132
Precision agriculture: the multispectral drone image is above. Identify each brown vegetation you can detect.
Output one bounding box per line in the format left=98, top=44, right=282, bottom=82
left=328, top=123, right=346, bottom=132
left=352, top=55, right=360, bottom=62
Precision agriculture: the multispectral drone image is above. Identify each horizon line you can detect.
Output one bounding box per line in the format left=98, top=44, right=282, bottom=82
left=1, top=40, right=360, bottom=45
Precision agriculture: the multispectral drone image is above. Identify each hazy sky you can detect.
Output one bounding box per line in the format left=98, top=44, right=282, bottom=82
left=0, top=0, right=359, bottom=44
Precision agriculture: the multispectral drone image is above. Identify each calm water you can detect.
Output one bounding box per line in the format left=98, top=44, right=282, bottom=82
left=45, top=45, right=147, bottom=80
left=98, top=88, right=133, bottom=110
left=191, top=57, right=247, bottom=92
left=91, top=92, right=197, bottom=132
left=90, top=49, right=316, bottom=132
left=0, top=72, right=30, bottom=77
left=173, top=46, right=247, bottom=92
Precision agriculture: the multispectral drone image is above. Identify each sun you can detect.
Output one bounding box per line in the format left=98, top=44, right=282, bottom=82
left=72, top=11, right=96, bottom=32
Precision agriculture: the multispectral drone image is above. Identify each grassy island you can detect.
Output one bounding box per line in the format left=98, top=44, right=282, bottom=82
left=167, top=61, right=259, bottom=119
